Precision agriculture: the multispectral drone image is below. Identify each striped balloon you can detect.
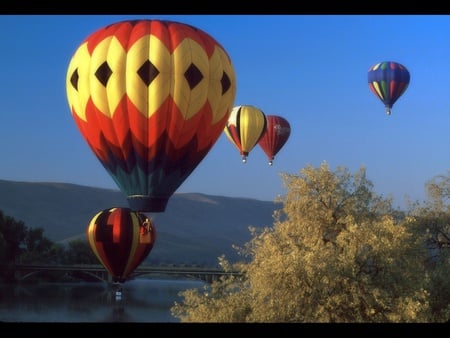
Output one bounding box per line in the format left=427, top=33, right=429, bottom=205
left=224, top=105, right=267, bottom=163
left=66, top=20, right=236, bottom=212
left=86, top=207, right=156, bottom=283
left=368, top=61, right=410, bottom=115
left=258, top=115, right=291, bottom=166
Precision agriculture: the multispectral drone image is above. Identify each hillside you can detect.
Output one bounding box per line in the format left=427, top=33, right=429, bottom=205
left=0, top=179, right=280, bottom=266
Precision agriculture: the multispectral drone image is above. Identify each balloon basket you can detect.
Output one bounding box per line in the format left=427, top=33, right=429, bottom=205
left=112, top=282, right=124, bottom=302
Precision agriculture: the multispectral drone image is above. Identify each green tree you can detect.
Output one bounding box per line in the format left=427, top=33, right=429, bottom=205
left=0, top=209, right=100, bottom=282
left=63, top=238, right=98, bottom=264
left=171, top=163, right=432, bottom=322
left=0, top=210, right=58, bottom=265
left=44, top=243, right=68, bottom=265
left=0, top=210, right=27, bottom=265
left=19, top=227, right=55, bottom=264
left=0, top=232, right=7, bottom=264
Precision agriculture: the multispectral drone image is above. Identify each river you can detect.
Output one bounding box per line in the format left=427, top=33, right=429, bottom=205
left=0, top=278, right=206, bottom=323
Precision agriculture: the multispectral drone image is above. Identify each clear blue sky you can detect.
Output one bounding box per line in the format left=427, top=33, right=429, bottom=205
left=1, top=14, right=449, bottom=209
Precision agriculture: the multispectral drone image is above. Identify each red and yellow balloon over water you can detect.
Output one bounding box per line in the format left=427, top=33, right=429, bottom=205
left=86, top=207, right=156, bottom=283
left=66, top=20, right=237, bottom=212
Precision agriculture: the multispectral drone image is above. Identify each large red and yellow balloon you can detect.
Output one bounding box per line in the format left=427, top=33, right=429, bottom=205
left=86, top=207, right=156, bottom=283
left=66, top=20, right=237, bottom=212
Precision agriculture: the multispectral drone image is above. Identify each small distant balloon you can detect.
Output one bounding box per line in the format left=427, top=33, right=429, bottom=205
left=258, top=115, right=291, bottom=166
left=223, top=105, right=267, bottom=163
left=368, top=61, right=410, bottom=115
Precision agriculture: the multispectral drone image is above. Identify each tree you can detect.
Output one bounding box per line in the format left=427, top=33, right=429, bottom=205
left=0, top=232, right=7, bottom=265
left=63, top=239, right=98, bottom=264
left=171, top=162, right=433, bottom=322
left=19, top=227, right=55, bottom=264
left=411, top=171, right=450, bottom=252
left=407, top=171, right=450, bottom=321
left=0, top=210, right=27, bottom=265
left=0, top=209, right=99, bottom=282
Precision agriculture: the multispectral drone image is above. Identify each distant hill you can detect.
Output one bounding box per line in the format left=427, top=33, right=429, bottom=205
left=0, top=179, right=280, bottom=267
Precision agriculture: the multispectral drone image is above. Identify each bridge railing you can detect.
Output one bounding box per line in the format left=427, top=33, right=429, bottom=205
left=0, top=264, right=243, bottom=283
left=0, top=263, right=239, bottom=273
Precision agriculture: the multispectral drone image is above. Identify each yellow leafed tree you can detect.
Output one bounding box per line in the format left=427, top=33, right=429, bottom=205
left=171, top=162, right=442, bottom=322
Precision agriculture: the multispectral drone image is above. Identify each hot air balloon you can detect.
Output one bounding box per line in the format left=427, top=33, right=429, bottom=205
left=368, top=61, right=410, bottom=115
left=66, top=20, right=236, bottom=212
left=258, top=115, right=291, bottom=166
left=223, top=105, right=267, bottom=163
left=86, top=207, right=156, bottom=284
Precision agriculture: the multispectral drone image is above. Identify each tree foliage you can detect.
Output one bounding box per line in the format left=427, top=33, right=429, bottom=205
left=0, top=210, right=98, bottom=281
left=407, top=171, right=450, bottom=321
left=64, top=239, right=98, bottom=264
left=171, top=162, right=447, bottom=322
left=0, top=210, right=27, bottom=265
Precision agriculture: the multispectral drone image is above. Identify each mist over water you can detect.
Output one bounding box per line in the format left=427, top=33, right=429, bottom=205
left=0, top=278, right=206, bottom=323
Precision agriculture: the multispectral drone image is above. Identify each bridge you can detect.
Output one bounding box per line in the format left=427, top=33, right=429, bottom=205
left=0, top=264, right=243, bottom=284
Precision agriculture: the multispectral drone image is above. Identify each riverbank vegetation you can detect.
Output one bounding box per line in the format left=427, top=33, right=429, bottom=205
left=0, top=213, right=97, bottom=282
left=171, top=162, right=450, bottom=322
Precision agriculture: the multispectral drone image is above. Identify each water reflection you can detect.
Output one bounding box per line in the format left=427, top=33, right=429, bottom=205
left=0, top=278, right=206, bottom=322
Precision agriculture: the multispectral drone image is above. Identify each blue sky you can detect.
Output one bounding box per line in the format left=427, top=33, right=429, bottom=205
left=1, top=14, right=449, bottom=209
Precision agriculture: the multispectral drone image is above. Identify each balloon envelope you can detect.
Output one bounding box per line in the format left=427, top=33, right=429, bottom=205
left=258, top=115, right=291, bottom=165
left=223, top=105, right=267, bottom=163
left=86, top=207, right=156, bottom=283
left=66, top=20, right=236, bottom=212
left=368, top=61, right=410, bottom=115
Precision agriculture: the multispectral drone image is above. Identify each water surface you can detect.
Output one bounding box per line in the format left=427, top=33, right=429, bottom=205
left=0, top=278, right=206, bottom=323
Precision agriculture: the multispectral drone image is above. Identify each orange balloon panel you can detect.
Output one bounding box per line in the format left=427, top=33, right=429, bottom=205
left=86, top=207, right=156, bottom=283
left=66, top=20, right=236, bottom=212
